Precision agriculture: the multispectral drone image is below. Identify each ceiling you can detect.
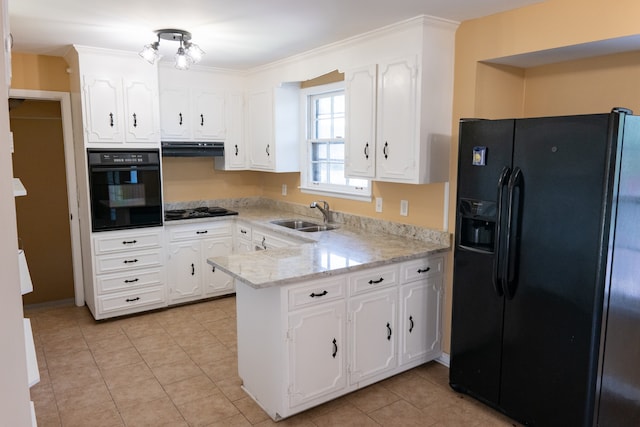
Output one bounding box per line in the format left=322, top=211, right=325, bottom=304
left=9, top=0, right=544, bottom=70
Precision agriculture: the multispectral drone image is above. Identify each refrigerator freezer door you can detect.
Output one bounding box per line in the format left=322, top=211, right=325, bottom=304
left=598, top=115, right=640, bottom=426
left=450, top=119, right=514, bottom=404
left=499, top=114, right=612, bottom=426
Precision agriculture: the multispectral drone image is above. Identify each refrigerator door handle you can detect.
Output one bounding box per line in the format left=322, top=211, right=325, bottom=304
left=493, top=166, right=511, bottom=297
left=503, top=166, right=523, bottom=300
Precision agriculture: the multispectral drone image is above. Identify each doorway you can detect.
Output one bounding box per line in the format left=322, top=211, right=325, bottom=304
left=9, top=90, right=83, bottom=306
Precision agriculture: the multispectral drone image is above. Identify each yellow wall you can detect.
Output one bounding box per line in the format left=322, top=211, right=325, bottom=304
left=445, top=0, right=640, bottom=353
left=11, top=53, right=70, bottom=92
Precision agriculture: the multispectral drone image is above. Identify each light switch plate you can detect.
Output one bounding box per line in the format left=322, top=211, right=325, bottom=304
left=375, top=197, right=383, bottom=213
left=400, top=200, right=408, bottom=216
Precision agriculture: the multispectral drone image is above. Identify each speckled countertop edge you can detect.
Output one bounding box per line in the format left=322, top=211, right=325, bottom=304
left=166, top=197, right=451, bottom=289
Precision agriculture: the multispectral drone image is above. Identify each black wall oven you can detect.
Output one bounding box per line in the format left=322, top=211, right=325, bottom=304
left=88, top=149, right=162, bottom=232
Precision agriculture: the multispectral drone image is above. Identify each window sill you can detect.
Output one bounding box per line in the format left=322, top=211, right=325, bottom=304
left=299, top=186, right=372, bottom=202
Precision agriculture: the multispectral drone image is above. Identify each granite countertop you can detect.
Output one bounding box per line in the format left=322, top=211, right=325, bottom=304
left=204, top=204, right=450, bottom=289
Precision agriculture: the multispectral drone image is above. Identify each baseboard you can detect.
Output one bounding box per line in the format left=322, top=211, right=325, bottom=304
left=436, top=352, right=450, bottom=367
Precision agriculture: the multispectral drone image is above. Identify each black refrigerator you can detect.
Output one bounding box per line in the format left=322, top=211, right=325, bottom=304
left=450, top=109, right=640, bottom=426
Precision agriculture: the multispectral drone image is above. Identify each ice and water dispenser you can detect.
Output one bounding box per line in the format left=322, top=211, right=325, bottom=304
left=458, top=199, right=496, bottom=253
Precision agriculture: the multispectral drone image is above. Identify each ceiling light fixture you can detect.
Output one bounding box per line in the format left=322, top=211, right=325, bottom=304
left=139, top=29, right=205, bottom=70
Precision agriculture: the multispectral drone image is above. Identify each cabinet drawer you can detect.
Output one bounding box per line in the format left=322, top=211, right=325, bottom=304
left=236, top=223, right=252, bottom=241
left=97, top=268, right=164, bottom=294
left=288, top=277, right=347, bottom=311
left=168, top=221, right=232, bottom=241
left=349, top=265, right=398, bottom=296
left=400, top=256, right=444, bottom=283
left=94, top=229, right=162, bottom=254
left=95, top=249, right=163, bottom=274
left=97, top=286, right=166, bottom=315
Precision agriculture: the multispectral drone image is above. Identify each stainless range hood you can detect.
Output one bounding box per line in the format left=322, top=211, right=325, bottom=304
left=161, top=141, right=224, bottom=157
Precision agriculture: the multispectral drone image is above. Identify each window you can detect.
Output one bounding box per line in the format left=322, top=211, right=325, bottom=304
left=300, top=83, right=370, bottom=200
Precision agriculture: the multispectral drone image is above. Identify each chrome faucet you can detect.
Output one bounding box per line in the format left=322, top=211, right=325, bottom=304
left=310, top=200, right=331, bottom=223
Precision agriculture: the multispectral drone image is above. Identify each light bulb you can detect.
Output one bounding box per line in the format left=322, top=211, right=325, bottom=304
left=139, top=41, right=160, bottom=64
left=185, top=42, right=205, bottom=64
left=175, top=46, right=191, bottom=70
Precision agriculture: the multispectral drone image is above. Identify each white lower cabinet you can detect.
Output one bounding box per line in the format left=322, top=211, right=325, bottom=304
left=288, top=301, right=347, bottom=408
left=90, top=228, right=167, bottom=320
left=166, top=220, right=234, bottom=304
left=236, top=255, right=444, bottom=421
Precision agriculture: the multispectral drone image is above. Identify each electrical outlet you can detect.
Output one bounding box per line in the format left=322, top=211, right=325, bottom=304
left=282, top=184, right=287, bottom=196
left=400, top=200, right=409, bottom=216
left=375, top=197, right=383, bottom=213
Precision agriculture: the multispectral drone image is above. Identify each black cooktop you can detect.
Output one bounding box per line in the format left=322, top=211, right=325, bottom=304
left=164, top=206, right=238, bottom=221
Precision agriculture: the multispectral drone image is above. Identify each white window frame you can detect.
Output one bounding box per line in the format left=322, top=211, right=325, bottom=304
left=299, top=82, right=371, bottom=201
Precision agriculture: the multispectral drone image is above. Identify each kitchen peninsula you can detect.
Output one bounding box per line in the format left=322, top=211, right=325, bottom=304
left=206, top=201, right=449, bottom=420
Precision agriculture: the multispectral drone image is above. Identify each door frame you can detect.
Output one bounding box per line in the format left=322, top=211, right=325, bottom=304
left=9, top=89, right=84, bottom=306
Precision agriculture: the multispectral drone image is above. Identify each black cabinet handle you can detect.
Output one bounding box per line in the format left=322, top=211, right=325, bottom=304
left=132, top=113, right=137, bottom=128
left=309, top=290, right=328, bottom=298
left=123, top=259, right=138, bottom=264
left=266, top=144, right=270, bottom=156
left=196, top=230, right=208, bottom=235
left=125, top=297, right=140, bottom=302
left=200, top=114, right=204, bottom=126
left=386, top=322, right=392, bottom=340
left=409, top=315, right=414, bottom=333
left=212, top=266, right=216, bottom=273
left=383, top=141, right=389, bottom=159
left=179, top=112, right=183, bottom=126
left=417, top=267, right=431, bottom=274
left=332, top=338, right=338, bottom=358
left=240, top=229, right=247, bottom=234
left=364, top=142, right=369, bottom=159
left=235, top=144, right=239, bottom=156
left=262, top=236, right=267, bottom=249
left=124, top=278, right=139, bottom=284
left=109, top=112, right=114, bottom=127
left=368, top=277, right=384, bottom=285
left=191, top=263, right=195, bottom=276
left=122, top=240, right=137, bottom=245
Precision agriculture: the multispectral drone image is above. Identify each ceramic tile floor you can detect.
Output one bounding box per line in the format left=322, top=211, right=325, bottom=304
left=25, top=296, right=519, bottom=427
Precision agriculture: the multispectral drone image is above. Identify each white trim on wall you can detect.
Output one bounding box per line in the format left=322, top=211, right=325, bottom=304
left=9, top=89, right=84, bottom=307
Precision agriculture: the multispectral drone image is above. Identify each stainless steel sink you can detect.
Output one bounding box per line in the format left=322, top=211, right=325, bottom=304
left=270, top=219, right=339, bottom=232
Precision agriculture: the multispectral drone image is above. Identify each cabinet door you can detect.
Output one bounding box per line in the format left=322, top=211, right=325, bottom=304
left=123, top=79, right=160, bottom=143
left=288, top=301, right=346, bottom=408
left=160, top=87, right=190, bottom=140
left=202, top=237, right=234, bottom=295
left=348, top=288, right=397, bottom=384
left=224, top=92, right=246, bottom=169
left=83, top=75, right=124, bottom=143
left=193, top=90, right=226, bottom=140
left=399, top=276, right=442, bottom=365
left=166, top=241, right=202, bottom=304
left=376, top=56, right=418, bottom=181
left=345, top=65, right=377, bottom=179
left=247, top=90, right=274, bottom=170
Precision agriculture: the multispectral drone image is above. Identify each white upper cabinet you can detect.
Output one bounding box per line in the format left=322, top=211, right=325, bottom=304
left=72, top=47, right=161, bottom=147
left=246, top=84, right=300, bottom=172
left=159, top=87, right=190, bottom=140
left=215, top=91, right=246, bottom=170
left=344, top=18, right=456, bottom=184
left=159, top=87, right=226, bottom=141
left=192, top=90, right=226, bottom=140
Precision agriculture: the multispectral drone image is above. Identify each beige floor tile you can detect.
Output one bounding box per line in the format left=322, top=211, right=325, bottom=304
left=215, top=376, right=246, bottom=402
left=201, top=317, right=236, bottom=336
left=42, top=335, right=89, bottom=358
left=347, top=383, right=402, bottom=413
left=129, top=331, right=176, bottom=352
left=233, top=395, right=271, bottom=424
left=369, top=400, right=436, bottom=427
left=182, top=341, right=235, bottom=366
left=30, top=382, right=58, bottom=417
left=38, top=325, right=84, bottom=346
left=200, top=355, right=238, bottom=382
left=122, top=319, right=167, bottom=339
left=190, top=307, right=229, bottom=323
left=381, top=372, right=447, bottom=410
left=46, top=348, right=96, bottom=374
left=101, top=360, right=155, bottom=389
left=253, top=414, right=316, bottom=427
left=171, top=329, right=221, bottom=348
left=205, top=413, right=252, bottom=427
left=80, top=321, right=126, bottom=343
left=110, top=377, right=168, bottom=410
left=118, top=396, right=184, bottom=426
left=164, top=374, right=219, bottom=405
left=139, top=343, right=193, bottom=368
left=93, top=345, right=144, bottom=370
left=175, top=390, right=240, bottom=426
left=58, top=400, right=124, bottom=427
left=151, top=357, right=203, bottom=386
left=50, top=364, right=105, bottom=395
left=34, top=411, right=62, bottom=427
left=311, top=402, right=380, bottom=426
left=86, top=331, right=134, bottom=353
left=162, top=317, right=209, bottom=338
left=55, top=381, right=113, bottom=413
